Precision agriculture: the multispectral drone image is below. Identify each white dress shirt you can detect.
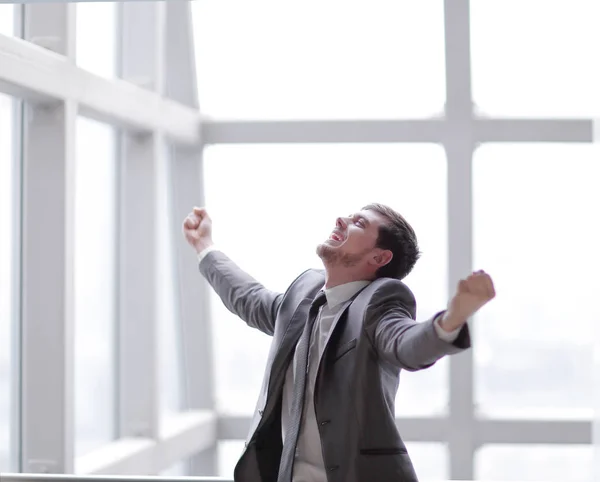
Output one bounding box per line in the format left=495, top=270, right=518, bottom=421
left=198, top=247, right=459, bottom=482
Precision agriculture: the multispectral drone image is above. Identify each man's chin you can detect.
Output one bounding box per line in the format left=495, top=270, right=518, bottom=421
left=316, top=242, right=337, bottom=261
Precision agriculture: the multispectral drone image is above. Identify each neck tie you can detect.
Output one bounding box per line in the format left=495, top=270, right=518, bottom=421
left=277, top=291, right=328, bottom=482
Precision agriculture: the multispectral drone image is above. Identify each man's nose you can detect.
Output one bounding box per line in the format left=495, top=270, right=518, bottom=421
left=336, top=217, right=348, bottom=229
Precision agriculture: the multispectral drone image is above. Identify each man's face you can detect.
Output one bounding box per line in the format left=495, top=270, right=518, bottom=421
left=316, top=209, right=389, bottom=268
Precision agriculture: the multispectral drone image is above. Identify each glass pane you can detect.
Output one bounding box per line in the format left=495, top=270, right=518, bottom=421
left=473, top=144, right=600, bottom=418
left=476, top=444, right=594, bottom=482
left=75, top=117, right=117, bottom=456
left=203, top=144, right=448, bottom=416
left=218, top=440, right=244, bottom=479
left=76, top=2, right=117, bottom=78
left=404, top=442, right=447, bottom=480
left=0, top=5, right=14, bottom=36
left=158, top=145, right=183, bottom=414
left=0, top=93, right=15, bottom=471
left=471, top=0, right=600, bottom=118
left=193, top=0, right=445, bottom=119
left=218, top=440, right=447, bottom=480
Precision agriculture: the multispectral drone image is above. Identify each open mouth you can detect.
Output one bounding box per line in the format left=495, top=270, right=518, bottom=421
left=329, top=231, right=345, bottom=243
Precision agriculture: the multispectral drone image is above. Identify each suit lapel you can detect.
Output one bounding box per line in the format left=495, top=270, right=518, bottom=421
left=324, top=299, right=353, bottom=342
left=266, top=283, right=322, bottom=398
left=258, top=297, right=314, bottom=425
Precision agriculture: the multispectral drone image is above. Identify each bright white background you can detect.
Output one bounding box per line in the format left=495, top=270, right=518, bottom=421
left=193, top=0, right=446, bottom=119
left=473, top=143, right=600, bottom=420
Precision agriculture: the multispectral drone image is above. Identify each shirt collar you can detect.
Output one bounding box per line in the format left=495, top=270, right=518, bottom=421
left=322, top=280, right=371, bottom=309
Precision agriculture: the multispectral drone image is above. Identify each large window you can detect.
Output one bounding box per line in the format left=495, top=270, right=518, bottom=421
left=192, top=0, right=445, bottom=119
left=3, top=1, right=598, bottom=478
left=473, top=143, right=600, bottom=419
left=203, top=143, right=448, bottom=416
left=74, top=117, right=118, bottom=456
left=471, top=0, right=600, bottom=118
left=158, top=145, right=183, bottom=415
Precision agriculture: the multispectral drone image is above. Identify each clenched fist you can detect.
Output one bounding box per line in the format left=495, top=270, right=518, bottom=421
left=440, top=270, right=496, bottom=332
left=183, top=206, right=214, bottom=253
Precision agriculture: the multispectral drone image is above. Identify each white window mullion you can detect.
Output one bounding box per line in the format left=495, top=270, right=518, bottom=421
left=474, top=118, right=593, bottom=143
left=443, top=0, right=476, bottom=479
left=165, top=1, right=217, bottom=475
left=202, top=118, right=593, bottom=145
left=20, top=3, right=77, bottom=474
left=116, top=1, right=165, bottom=450
left=202, top=119, right=445, bottom=144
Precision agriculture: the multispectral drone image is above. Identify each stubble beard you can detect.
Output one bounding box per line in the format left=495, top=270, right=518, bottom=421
left=316, top=243, right=367, bottom=268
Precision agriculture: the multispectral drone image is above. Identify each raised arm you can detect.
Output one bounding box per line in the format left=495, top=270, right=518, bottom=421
left=199, top=249, right=283, bottom=335
left=372, top=272, right=494, bottom=370
left=371, top=281, right=469, bottom=371
left=183, top=207, right=282, bottom=335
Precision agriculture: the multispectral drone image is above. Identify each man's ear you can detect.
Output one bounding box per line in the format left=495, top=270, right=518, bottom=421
left=373, top=249, right=393, bottom=268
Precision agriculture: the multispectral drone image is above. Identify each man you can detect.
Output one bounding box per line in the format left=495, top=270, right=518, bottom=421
left=183, top=203, right=495, bottom=482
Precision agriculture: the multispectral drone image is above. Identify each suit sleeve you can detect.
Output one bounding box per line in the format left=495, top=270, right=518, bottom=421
left=199, top=250, right=283, bottom=336
left=371, top=282, right=471, bottom=371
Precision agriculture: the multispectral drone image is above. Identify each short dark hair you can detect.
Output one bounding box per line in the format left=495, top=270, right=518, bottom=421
left=362, top=203, right=421, bottom=280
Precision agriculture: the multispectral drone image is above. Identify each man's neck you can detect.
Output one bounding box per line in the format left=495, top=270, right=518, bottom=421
left=323, top=269, right=372, bottom=289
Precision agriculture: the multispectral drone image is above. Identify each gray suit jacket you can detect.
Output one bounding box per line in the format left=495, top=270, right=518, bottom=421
left=199, top=251, right=471, bottom=482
